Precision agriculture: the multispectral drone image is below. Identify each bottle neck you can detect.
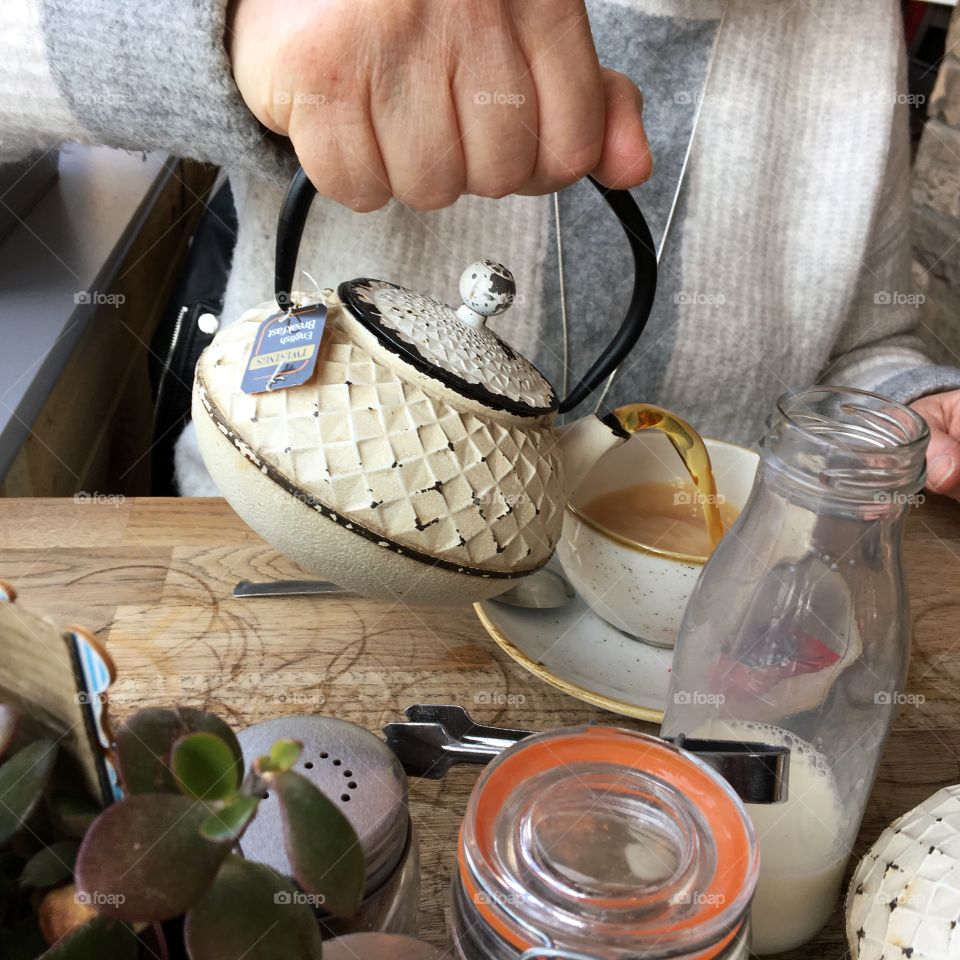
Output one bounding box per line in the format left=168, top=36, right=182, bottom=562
left=759, top=387, right=928, bottom=513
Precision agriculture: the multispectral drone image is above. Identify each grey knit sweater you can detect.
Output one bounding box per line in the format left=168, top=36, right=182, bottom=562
left=4, top=0, right=958, bottom=494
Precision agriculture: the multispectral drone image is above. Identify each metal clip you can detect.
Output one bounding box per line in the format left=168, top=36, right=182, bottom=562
left=385, top=704, right=788, bottom=804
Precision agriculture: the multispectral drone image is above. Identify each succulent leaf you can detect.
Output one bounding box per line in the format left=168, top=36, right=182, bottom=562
left=115, top=708, right=243, bottom=796
left=0, top=740, right=58, bottom=845
left=272, top=739, right=303, bottom=771
left=38, top=914, right=138, bottom=958
left=200, top=794, right=259, bottom=843
left=46, top=792, right=101, bottom=841
left=184, top=855, right=322, bottom=960
left=36, top=884, right=98, bottom=947
left=0, top=705, right=19, bottom=760
left=272, top=770, right=365, bottom=919
left=74, top=795, right=231, bottom=922
left=20, top=842, right=79, bottom=890
left=172, top=733, right=241, bottom=802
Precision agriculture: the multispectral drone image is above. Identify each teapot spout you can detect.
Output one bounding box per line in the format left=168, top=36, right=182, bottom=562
left=556, top=413, right=630, bottom=499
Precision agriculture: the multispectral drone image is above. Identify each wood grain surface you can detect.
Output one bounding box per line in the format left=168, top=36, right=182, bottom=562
left=3, top=495, right=960, bottom=957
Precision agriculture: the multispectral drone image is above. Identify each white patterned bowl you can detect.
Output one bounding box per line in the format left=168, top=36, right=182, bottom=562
left=557, top=433, right=757, bottom=648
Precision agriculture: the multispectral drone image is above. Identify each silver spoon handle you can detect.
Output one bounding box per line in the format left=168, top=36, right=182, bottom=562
left=233, top=579, right=348, bottom=598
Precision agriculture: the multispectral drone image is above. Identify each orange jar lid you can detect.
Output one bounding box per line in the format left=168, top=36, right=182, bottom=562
left=457, top=726, right=757, bottom=959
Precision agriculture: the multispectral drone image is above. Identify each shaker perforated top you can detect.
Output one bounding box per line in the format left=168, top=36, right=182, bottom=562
left=338, top=260, right=557, bottom=418
left=236, top=716, right=409, bottom=898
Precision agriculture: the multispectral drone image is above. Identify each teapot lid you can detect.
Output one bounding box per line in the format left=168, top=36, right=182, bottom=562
left=338, top=260, right=556, bottom=417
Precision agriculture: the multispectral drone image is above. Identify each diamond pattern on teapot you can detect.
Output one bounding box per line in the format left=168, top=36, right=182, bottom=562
left=198, top=308, right=565, bottom=574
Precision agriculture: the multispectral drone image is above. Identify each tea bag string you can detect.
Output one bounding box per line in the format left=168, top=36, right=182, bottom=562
left=553, top=192, right=570, bottom=401
left=571, top=4, right=727, bottom=414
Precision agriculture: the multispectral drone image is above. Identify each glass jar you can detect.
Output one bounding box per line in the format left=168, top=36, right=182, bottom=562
left=450, top=726, right=758, bottom=960
left=661, top=387, right=929, bottom=955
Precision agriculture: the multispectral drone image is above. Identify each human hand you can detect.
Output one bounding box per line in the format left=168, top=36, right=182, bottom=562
left=228, top=0, right=652, bottom=211
left=911, top=390, right=960, bottom=499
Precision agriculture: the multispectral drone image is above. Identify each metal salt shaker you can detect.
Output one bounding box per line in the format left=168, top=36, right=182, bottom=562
left=237, top=716, right=419, bottom=938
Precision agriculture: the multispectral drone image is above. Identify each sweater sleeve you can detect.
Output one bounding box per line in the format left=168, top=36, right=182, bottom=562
left=0, top=1, right=88, bottom=157
left=0, top=0, right=293, bottom=181
left=821, top=33, right=960, bottom=406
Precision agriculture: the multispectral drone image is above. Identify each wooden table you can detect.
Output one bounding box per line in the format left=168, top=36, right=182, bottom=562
left=3, top=495, right=960, bottom=957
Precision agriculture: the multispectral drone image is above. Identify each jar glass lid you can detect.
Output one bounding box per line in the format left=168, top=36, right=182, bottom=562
left=459, top=726, right=758, bottom=959
left=338, top=261, right=556, bottom=417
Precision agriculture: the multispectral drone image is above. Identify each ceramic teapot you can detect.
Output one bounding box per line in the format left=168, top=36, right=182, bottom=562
left=192, top=170, right=657, bottom=604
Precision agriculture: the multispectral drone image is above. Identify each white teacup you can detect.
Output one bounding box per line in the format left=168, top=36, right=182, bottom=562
left=557, top=433, right=758, bottom=648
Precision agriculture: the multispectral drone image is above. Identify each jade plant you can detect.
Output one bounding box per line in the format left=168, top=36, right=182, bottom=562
left=0, top=704, right=102, bottom=959
left=0, top=704, right=365, bottom=959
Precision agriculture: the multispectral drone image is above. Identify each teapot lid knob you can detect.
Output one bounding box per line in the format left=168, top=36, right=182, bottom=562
left=456, top=260, right=516, bottom=328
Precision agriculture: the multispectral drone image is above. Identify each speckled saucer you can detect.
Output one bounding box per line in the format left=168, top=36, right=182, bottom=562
left=474, top=559, right=671, bottom=723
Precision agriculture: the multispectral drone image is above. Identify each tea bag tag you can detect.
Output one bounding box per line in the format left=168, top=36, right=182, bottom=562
left=241, top=301, right=326, bottom=394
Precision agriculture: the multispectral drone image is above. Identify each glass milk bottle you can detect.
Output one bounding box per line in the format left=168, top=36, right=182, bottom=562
left=661, top=387, right=928, bottom=955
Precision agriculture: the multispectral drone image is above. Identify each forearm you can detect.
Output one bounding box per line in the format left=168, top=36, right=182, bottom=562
left=1, top=0, right=293, bottom=179
left=824, top=231, right=960, bottom=404
left=823, top=336, right=960, bottom=404
left=0, top=1, right=88, bottom=159
left=817, top=27, right=960, bottom=405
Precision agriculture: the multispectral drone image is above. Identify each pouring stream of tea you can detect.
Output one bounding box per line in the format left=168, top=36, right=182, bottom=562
left=612, top=403, right=726, bottom=548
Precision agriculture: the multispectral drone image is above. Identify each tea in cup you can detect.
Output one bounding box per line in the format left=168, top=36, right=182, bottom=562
left=557, top=432, right=758, bottom=647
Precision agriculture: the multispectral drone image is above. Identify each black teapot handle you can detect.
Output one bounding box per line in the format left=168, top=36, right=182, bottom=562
left=558, top=178, right=657, bottom=413
left=275, top=167, right=319, bottom=312
left=274, top=168, right=657, bottom=414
